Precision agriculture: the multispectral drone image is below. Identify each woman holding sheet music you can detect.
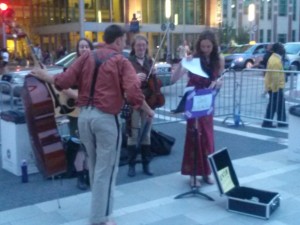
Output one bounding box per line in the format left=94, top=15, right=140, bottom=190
left=172, top=30, right=224, bottom=187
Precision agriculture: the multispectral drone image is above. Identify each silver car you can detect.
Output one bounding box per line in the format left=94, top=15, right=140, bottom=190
left=1, top=51, right=172, bottom=98
left=284, top=42, right=300, bottom=71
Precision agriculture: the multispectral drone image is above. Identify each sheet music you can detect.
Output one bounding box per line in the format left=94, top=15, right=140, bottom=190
left=217, top=167, right=235, bottom=193
left=181, top=58, right=209, bottom=78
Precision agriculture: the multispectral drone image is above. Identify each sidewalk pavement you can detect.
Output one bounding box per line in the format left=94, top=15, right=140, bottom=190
left=0, top=147, right=299, bottom=225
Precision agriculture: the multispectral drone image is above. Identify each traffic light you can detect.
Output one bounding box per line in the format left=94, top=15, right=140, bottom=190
left=0, top=3, right=8, bottom=11
left=0, top=3, right=14, bottom=20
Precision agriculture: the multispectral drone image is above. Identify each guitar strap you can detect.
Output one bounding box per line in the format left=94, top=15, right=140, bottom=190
left=87, top=51, right=118, bottom=107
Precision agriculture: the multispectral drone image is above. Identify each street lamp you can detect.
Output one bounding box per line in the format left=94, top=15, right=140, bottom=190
left=0, top=3, right=8, bottom=48
left=165, top=0, right=171, bottom=63
left=248, top=3, right=255, bottom=43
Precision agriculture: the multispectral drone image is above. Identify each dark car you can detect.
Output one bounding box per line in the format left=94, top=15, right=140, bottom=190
left=224, top=43, right=270, bottom=70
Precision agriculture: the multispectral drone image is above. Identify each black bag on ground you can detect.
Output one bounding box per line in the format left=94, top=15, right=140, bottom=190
left=62, top=136, right=82, bottom=178
left=150, top=129, right=175, bottom=156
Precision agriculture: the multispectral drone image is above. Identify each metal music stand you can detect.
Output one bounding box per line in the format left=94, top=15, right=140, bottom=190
left=175, top=89, right=214, bottom=201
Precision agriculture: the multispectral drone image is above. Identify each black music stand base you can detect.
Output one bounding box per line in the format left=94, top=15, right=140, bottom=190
left=175, top=186, right=214, bottom=201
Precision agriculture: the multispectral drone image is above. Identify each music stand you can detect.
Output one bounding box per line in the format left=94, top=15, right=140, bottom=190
left=175, top=89, right=214, bottom=201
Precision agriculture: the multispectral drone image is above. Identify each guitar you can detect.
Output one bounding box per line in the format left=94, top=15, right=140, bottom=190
left=47, top=85, right=79, bottom=117
left=29, top=44, right=76, bottom=116
left=11, top=22, right=77, bottom=116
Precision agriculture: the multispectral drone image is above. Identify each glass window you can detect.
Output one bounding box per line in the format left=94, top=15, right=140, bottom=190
left=231, top=1, right=236, bottom=18
left=147, top=0, right=163, bottom=23
left=172, top=0, right=184, bottom=24
left=278, top=0, right=287, bottom=16
left=292, top=30, right=296, bottom=42
left=99, top=0, right=112, bottom=22
left=259, top=29, right=264, bottom=43
left=260, top=1, right=264, bottom=19
left=277, top=33, right=286, bottom=43
left=292, top=0, right=297, bottom=20
left=243, top=0, right=252, bottom=14
left=111, top=0, right=124, bottom=22
left=223, top=0, right=228, bottom=18
left=267, top=29, right=271, bottom=42
left=267, top=0, right=272, bottom=20
left=185, top=0, right=194, bottom=25
left=195, top=0, right=205, bottom=25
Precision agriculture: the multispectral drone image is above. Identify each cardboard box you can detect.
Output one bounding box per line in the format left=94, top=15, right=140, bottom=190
left=1, top=119, right=38, bottom=176
left=208, top=148, right=280, bottom=219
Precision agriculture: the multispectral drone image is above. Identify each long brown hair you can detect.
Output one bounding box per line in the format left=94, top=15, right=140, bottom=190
left=76, top=38, right=94, bottom=57
left=194, top=30, right=221, bottom=74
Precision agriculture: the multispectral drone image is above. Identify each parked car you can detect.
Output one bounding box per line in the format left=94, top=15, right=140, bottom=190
left=221, top=45, right=247, bottom=57
left=1, top=50, right=172, bottom=98
left=1, top=66, right=64, bottom=97
left=284, top=42, right=300, bottom=71
left=224, top=43, right=270, bottom=70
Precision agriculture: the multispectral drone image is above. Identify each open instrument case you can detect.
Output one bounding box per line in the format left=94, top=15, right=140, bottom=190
left=208, top=148, right=280, bottom=219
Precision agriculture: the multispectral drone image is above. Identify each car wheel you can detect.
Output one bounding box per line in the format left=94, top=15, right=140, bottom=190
left=293, top=63, right=300, bottom=71
left=245, top=61, right=253, bottom=69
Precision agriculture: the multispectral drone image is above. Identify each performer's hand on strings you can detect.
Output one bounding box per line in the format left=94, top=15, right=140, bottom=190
left=146, top=108, right=155, bottom=121
left=137, top=72, right=147, bottom=81
left=209, top=75, right=223, bottom=90
left=140, top=100, right=155, bottom=120
left=30, top=67, right=54, bottom=84
left=208, top=79, right=223, bottom=89
left=185, top=54, right=193, bottom=61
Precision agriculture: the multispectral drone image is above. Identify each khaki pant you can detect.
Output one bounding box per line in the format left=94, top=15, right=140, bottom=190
left=78, top=107, right=121, bottom=224
left=127, top=109, right=152, bottom=146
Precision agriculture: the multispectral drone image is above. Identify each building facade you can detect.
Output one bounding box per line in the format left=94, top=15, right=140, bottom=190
left=221, top=0, right=300, bottom=45
left=1, top=0, right=222, bottom=62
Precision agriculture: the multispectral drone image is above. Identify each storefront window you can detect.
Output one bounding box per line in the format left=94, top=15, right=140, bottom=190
left=146, top=0, right=163, bottom=24
left=185, top=0, right=194, bottom=25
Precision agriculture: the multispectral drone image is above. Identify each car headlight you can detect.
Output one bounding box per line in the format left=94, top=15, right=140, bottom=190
left=236, top=57, right=244, bottom=62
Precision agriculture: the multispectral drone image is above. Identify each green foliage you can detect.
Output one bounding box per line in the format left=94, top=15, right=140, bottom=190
left=235, top=27, right=250, bottom=44
left=218, top=21, right=250, bottom=46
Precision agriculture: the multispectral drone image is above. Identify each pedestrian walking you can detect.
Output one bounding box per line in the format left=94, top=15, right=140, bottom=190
left=262, top=42, right=287, bottom=128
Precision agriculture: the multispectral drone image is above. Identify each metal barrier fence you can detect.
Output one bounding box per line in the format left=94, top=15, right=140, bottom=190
left=0, top=81, right=14, bottom=146
left=152, top=69, right=236, bottom=125
left=0, top=81, right=14, bottom=110
left=2, top=68, right=298, bottom=129
left=234, top=68, right=300, bottom=126
left=152, top=68, right=300, bottom=127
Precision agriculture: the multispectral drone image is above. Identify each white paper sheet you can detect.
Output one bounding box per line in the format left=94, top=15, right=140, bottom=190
left=181, top=58, right=209, bottom=78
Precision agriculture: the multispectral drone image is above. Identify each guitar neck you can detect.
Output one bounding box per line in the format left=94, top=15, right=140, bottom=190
left=8, top=21, right=76, bottom=116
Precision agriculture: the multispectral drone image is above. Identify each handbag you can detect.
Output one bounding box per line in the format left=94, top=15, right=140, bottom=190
left=150, top=129, right=175, bottom=156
